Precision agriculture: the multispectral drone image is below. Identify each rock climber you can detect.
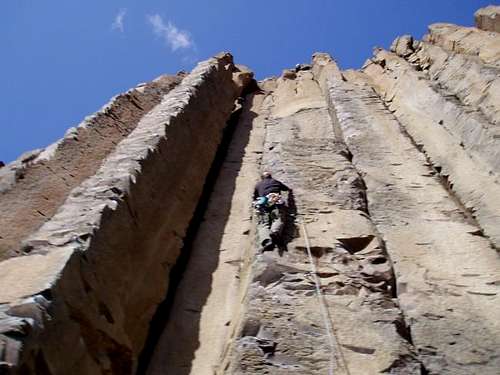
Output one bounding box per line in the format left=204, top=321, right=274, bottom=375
left=253, top=171, right=291, bottom=252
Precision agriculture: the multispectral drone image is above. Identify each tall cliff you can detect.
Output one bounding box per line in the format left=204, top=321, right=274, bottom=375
left=1, top=6, right=499, bottom=375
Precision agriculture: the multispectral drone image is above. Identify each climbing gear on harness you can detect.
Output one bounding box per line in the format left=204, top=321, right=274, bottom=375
left=266, top=192, right=285, bottom=206
left=253, top=193, right=284, bottom=213
left=300, top=220, right=350, bottom=375
left=253, top=196, right=268, bottom=210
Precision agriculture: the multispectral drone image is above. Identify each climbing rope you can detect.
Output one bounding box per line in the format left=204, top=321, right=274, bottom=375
left=300, top=220, right=350, bottom=375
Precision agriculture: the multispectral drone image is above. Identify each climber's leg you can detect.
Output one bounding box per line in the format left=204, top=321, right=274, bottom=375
left=270, top=204, right=286, bottom=243
left=256, top=211, right=273, bottom=252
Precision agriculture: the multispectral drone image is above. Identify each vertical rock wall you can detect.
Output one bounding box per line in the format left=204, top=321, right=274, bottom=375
left=363, top=46, right=500, bottom=248
left=349, top=13, right=500, bottom=373
left=146, top=89, right=267, bottom=375
left=217, top=7, right=500, bottom=375
left=1, top=6, right=499, bottom=375
left=325, top=62, right=499, bottom=374
left=219, top=60, right=420, bottom=374
left=0, top=75, right=183, bottom=261
left=0, top=53, right=251, bottom=374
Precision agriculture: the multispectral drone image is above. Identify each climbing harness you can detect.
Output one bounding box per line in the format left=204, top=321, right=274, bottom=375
left=265, top=192, right=284, bottom=206
left=253, top=196, right=268, bottom=211
left=253, top=193, right=285, bottom=216
left=300, top=220, right=350, bottom=375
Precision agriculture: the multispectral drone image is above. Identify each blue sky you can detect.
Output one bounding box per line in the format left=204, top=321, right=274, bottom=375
left=1, top=0, right=493, bottom=163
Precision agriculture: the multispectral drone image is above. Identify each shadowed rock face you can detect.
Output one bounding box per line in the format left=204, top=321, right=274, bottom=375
left=1, top=6, right=499, bottom=375
left=0, top=74, right=184, bottom=261
left=0, top=54, right=252, bottom=374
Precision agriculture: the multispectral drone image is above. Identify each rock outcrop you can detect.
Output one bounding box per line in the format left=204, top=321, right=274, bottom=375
left=1, top=6, right=499, bottom=375
left=219, top=56, right=420, bottom=375
left=475, top=5, right=500, bottom=32
left=0, top=53, right=252, bottom=374
left=0, top=74, right=183, bottom=260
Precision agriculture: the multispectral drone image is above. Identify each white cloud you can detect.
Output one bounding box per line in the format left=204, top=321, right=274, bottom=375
left=112, top=8, right=127, bottom=32
left=147, top=14, right=194, bottom=51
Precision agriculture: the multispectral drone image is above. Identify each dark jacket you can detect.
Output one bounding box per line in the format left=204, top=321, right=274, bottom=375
left=253, top=177, right=290, bottom=199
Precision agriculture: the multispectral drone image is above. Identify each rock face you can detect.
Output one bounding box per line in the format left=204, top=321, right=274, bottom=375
left=0, top=53, right=251, bottom=374
left=0, top=74, right=183, bottom=260
left=1, top=6, right=499, bottom=375
left=219, top=57, right=420, bottom=375
left=475, top=5, right=500, bottom=32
